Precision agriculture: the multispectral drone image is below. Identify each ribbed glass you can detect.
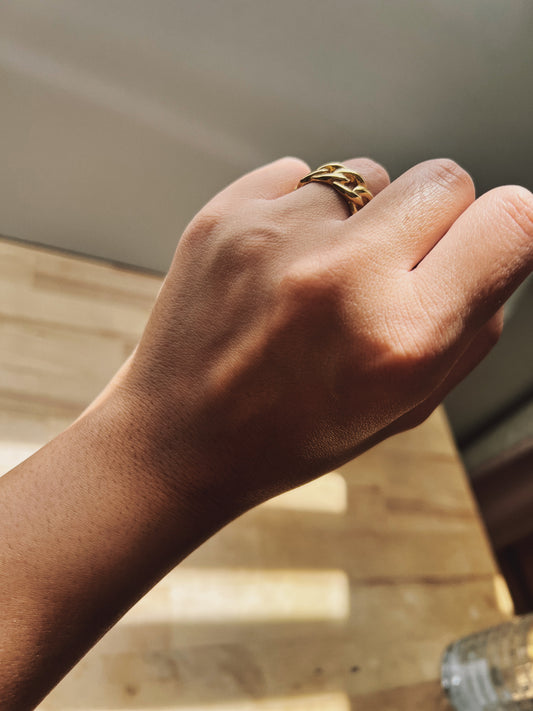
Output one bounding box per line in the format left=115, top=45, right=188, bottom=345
left=441, top=615, right=533, bottom=711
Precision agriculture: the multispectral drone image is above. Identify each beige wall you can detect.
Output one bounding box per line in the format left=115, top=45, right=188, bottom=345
left=0, top=237, right=161, bottom=473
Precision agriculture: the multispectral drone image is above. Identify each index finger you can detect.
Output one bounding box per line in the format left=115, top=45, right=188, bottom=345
left=413, top=184, right=533, bottom=332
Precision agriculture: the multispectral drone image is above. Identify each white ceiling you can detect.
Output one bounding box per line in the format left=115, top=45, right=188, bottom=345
left=1, top=0, right=532, bottom=273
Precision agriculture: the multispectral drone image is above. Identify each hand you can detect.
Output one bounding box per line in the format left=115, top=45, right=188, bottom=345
left=112, top=156, right=533, bottom=511
left=3, top=156, right=532, bottom=708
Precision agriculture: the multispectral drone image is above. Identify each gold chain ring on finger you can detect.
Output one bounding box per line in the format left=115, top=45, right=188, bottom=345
left=295, top=162, right=373, bottom=215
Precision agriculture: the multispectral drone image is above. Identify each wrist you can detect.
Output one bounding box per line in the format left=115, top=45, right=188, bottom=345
left=0, top=385, right=236, bottom=708
left=83, top=385, right=243, bottom=544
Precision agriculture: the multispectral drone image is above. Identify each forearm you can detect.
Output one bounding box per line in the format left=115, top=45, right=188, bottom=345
left=0, top=393, right=233, bottom=710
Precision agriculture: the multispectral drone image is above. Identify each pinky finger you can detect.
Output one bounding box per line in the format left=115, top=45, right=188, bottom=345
left=395, top=307, right=504, bottom=431
left=344, top=308, right=504, bottom=462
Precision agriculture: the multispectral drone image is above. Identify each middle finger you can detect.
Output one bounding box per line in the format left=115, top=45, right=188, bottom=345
left=340, top=158, right=476, bottom=271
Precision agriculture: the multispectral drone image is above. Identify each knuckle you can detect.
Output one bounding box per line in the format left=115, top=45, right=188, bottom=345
left=344, top=157, right=390, bottom=187
left=426, top=158, right=475, bottom=196
left=383, top=312, right=449, bottom=398
left=183, top=201, right=280, bottom=268
left=280, top=259, right=343, bottom=312
left=392, top=334, right=442, bottom=381
left=484, top=312, right=504, bottom=348
left=277, top=155, right=311, bottom=175
left=230, top=210, right=283, bottom=265
left=494, top=185, right=533, bottom=241
left=181, top=202, right=227, bottom=247
left=404, top=401, right=437, bottom=431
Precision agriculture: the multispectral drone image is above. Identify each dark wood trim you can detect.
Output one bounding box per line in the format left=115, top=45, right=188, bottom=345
left=470, top=435, right=533, bottom=550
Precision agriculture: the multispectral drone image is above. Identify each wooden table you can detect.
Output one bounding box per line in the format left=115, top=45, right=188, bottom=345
left=0, top=237, right=513, bottom=710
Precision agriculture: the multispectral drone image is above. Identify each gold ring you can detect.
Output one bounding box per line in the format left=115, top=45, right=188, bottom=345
left=295, top=162, right=373, bottom=215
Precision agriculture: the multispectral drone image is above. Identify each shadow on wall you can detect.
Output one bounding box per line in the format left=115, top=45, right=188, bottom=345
left=445, top=273, right=533, bottom=455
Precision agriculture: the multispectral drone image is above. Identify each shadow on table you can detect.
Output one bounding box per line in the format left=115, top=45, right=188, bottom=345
left=38, top=447, right=499, bottom=710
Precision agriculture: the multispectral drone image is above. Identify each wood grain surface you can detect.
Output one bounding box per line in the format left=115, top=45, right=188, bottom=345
left=0, top=236, right=513, bottom=710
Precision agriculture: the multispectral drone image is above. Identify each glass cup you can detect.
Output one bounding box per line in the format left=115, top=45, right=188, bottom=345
left=441, top=614, right=533, bottom=711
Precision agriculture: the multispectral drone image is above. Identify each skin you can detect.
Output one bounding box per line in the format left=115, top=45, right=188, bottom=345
left=0, top=156, right=532, bottom=709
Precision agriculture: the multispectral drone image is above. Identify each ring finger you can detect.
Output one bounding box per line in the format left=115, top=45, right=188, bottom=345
left=274, top=157, right=391, bottom=222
